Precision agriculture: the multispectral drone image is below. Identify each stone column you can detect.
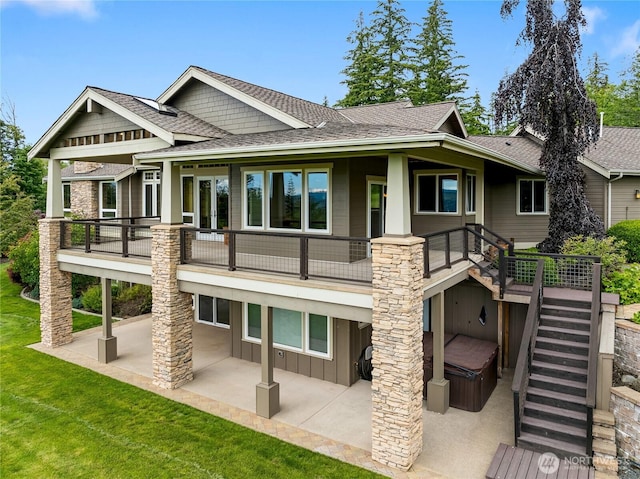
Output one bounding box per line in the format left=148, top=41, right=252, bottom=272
left=371, top=235, right=424, bottom=470
left=71, top=181, right=99, bottom=219
left=151, top=224, right=193, bottom=389
left=39, top=219, right=72, bottom=347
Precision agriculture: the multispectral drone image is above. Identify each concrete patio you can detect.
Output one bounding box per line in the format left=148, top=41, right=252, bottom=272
left=31, top=315, right=515, bottom=478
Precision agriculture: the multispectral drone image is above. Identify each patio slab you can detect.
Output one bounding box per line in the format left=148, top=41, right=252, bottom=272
left=31, top=315, right=514, bottom=478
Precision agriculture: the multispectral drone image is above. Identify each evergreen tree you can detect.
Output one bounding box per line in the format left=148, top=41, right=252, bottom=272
left=462, top=90, right=491, bottom=135
left=408, top=0, right=468, bottom=105
left=336, top=12, right=382, bottom=107
left=494, top=0, right=604, bottom=252
left=616, top=48, right=640, bottom=127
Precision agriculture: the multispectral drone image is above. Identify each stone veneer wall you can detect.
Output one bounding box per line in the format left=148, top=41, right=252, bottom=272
left=615, top=320, right=640, bottom=375
left=71, top=181, right=99, bottom=218
left=370, top=236, right=424, bottom=470
left=74, top=161, right=102, bottom=174
left=151, top=224, right=193, bottom=389
left=38, top=219, right=72, bottom=347
left=610, top=387, right=640, bottom=464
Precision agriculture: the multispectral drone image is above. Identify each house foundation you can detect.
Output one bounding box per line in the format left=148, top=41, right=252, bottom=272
left=38, top=218, right=73, bottom=347
left=151, top=224, right=193, bottom=389
left=370, top=236, right=424, bottom=470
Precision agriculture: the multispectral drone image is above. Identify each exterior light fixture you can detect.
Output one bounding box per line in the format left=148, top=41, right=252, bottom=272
left=636, top=189, right=640, bottom=200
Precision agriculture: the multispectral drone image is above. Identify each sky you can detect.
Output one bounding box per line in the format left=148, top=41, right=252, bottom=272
left=1, top=0, right=638, bottom=145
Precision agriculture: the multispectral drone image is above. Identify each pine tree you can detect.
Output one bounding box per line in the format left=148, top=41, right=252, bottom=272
left=461, top=90, right=491, bottom=135
left=616, top=48, right=640, bottom=127
left=336, top=12, right=383, bottom=107
left=494, top=0, right=604, bottom=252
left=408, top=0, right=468, bottom=105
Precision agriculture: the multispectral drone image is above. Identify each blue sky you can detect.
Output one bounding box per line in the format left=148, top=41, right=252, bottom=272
left=1, top=0, right=638, bottom=145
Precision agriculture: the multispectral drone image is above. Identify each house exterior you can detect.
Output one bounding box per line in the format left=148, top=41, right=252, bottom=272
left=30, top=66, right=637, bottom=470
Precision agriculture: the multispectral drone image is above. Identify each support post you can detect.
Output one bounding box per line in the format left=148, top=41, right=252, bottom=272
left=371, top=236, right=424, bottom=470
left=497, top=301, right=504, bottom=378
left=385, top=153, right=411, bottom=236
left=256, top=305, right=280, bottom=418
left=98, top=278, right=117, bottom=363
left=427, top=291, right=450, bottom=414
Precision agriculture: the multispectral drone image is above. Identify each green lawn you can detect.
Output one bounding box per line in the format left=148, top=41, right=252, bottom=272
left=0, top=264, right=381, bottom=478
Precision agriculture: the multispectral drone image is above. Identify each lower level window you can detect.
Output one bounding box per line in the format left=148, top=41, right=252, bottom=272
left=243, top=304, right=331, bottom=358
left=518, top=178, right=547, bottom=214
left=196, top=295, right=230, bottom=328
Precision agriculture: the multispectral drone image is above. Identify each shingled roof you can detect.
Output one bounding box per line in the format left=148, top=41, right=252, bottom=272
left=89, top=87, right=228, bottom=138
left=584, top=127, right=640, bottom=172
left=192, top=66, right=350, bottom=127
left=468, top=135, right=543, bottom=170
left=340, top=100, right=458, bottom=131
left=61, top=163, right=131, bottom=180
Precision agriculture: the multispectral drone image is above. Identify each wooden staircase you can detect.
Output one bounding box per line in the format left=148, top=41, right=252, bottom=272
left=518, top=295, right=592, bottom=459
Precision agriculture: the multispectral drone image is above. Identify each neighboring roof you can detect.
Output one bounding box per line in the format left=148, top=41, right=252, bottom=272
left=584, top=127, right=640, bottom=173
left=468, top=136, right=543, bottom=172
left=159, top=66, right=350, bottom=128
left=340, top=100, right=461, bottom=132
left=61, top=163, right=131, bottom=180
left=88, top=87, right=228, bottom=138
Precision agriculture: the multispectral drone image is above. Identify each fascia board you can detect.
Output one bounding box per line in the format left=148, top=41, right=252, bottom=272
left=578, top=156, right=610, bottom=178
left=158, top=67, right=311, bottom=129
left=433, top=103, right=468, bottom=138
left=50, top=137, right=170, bottom=160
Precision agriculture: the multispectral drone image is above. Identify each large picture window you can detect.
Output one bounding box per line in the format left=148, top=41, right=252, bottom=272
left=99, top=181, right=117, bottom=218
left=243, top=166, right=330, bottom=233
left=415, top=172, right=459, bottom=214
left=518, top=178, right=547, bottom=214
left=243, top=304, right=331, bottom=358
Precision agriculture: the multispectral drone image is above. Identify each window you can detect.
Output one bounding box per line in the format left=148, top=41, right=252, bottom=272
left=142, top=171, right=161, bottom=217
left=243, top=304, right=331, bottom=358
left=181, top=176, right=194, bottom=225
left=243, top=167, right=330, bottom=232
left=99, top=181, right=117, bottom=218
left=466, top=174, right=476, bottom=214
left=62, top=183, right=71, bottom=212
left=518, top=178, right=547, bottom=214
left=195, top=295, right=230, bottom=328
left=415, top=172, right=459, bottom=214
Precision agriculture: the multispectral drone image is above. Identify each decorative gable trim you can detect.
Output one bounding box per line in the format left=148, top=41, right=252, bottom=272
left=29, top=88, right=175, bottom=160
left=432, top=103, right=468, bottom=138
left=157, top=66, right=311, bottom=129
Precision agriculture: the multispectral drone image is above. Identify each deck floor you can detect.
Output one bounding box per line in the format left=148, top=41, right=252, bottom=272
left=486, top=443, right=594, bottom=479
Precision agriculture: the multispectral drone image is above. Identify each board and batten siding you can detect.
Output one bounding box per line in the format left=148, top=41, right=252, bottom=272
left=230, top=300, right=369, bottom=386
left=60, top=109, right=139, bottom=140
left=611, top=176, right=640, bottom=225
left=444, top=280, right=498, bottom=343
left=169, top=79, right=290, bottom=134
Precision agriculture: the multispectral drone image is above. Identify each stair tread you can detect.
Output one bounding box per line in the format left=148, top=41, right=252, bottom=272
left=539, top=314, right=592, bottom=326
left=524, top=400, right=587, bottom=422
left=531, top=359, right=588, bottom=376
left=533, top=348, right=589, bottom=363
left=535, top=336, right=589, bottom=349
left=521, top=415, right=586, bottom=437
left=538, top=324, right=591, bottom=335
left=530, top=373, right=587, bottom=390
left=541, top=303, right=592, bottom=314
left=518, top=431, right=587, bottom=456
left=527, top=386, right=587, bottom=406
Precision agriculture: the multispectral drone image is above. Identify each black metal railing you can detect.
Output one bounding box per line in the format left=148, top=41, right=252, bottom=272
left=180, top=228, right=371, bottom=283
left=506, top=252, right=600, bottom=290
left=60, top=216, right=159, bottom=258
left=512, top=259, right=545, bottom=443
left=585, top=262, right=602, bottom=456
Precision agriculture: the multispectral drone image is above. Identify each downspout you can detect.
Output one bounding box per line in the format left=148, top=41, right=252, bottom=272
left=608, top=172, right=624, bottom=229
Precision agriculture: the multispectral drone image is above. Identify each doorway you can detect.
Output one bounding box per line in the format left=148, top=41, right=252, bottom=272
left=197, top=176, right=229, bottom=241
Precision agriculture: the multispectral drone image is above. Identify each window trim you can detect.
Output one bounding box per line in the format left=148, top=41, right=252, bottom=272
left=99, top=180, right=117, bottom=218
left=516, top=177, right=549, bottom=215
left=181, top=175, right=194, bottom=226
left=241, top=164, right=332, bottom=234
left=62, top=182, right=71, bottom=212
left=414, top=170, right=461, bottom=215
left=142, top=170, right=161, bottom=217
left=194, top=294, right=230, bottom=329
left=242, top=303, right=332, bottom=359
left=465, top=174, right=476, bottom=214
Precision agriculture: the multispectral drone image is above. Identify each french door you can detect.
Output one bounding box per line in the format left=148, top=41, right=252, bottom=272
left=197, top=176, right=229, bottom=241
left=367, top=180, right=387, bottom=256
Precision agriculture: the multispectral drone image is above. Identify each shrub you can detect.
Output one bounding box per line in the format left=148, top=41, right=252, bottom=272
left=633, top=311, right=640, bottom=325
left=7, top=230, right=40, bottom=290
left=81, top=285, right=102, bottom=313
left=72, top=274, right=99, bottom=298
left=603, top=265, right=640, bottom=305
left=560, top=235, right=627, bottom=279
left=72, top=297, right=83, bottom=309
left=608, top=220, right=640, bottom=263
left=113, top=284, right=152, bottom=318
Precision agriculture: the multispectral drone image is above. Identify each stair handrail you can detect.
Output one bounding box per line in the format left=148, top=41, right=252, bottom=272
left=465, top=223, right=515, bottom=256
left=585, top=262, right=602, bottom=455
left=511, top=258, right=545, bottom=443
left=464, top=225, right=513, bottom=298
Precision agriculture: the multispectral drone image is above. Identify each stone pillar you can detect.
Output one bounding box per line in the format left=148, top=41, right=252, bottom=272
left=39, top=219, right=72, bottom=347
left=71, top=181, right=99, bottom=219
left=151, top=224, right=193, bottom=389
left=371, top=235, right=424, bottom=470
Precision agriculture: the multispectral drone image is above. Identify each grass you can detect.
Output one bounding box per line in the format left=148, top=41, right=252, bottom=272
left=0, top=263, right=382, bottom=479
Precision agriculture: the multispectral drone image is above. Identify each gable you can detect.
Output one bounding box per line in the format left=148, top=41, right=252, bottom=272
left=168, top=78, right=291, bottom=135
left=57, top=107, right=141, bottom=146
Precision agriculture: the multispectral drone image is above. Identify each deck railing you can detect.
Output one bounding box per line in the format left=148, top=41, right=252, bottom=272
left=506, top=252, right=600, bottom=290
left=512, top=258, right=545, bottom=443
left=60, top=216, right=159, bottom=258
left=180, top=228, right=371, bottom=283
left=585, top=262, right=602, bottom=456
